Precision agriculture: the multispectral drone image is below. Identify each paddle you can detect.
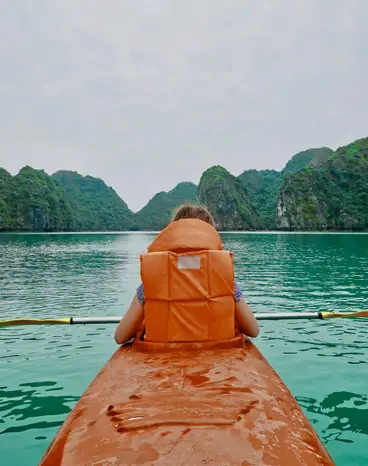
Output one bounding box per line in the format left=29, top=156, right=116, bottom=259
left=1, top=311, right=367, bottom=328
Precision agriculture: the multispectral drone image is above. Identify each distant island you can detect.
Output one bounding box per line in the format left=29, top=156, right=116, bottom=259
left=0, top=137, right=367, bottom=231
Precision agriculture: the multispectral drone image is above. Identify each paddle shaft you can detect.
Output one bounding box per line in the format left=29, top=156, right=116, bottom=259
left=1, top=310, right=367, bottom=328
left=71, top=312, right=323, bottom=325
left=71, top=311, right=367, bottom=323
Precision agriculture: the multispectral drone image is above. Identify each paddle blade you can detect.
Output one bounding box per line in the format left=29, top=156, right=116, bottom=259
left=321, top=310, right=368, bottom=319
left=0, top=318, right=71, bottom=328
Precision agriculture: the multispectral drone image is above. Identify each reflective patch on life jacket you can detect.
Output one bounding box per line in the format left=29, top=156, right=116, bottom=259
left=178, top=256, right=201, bottom=270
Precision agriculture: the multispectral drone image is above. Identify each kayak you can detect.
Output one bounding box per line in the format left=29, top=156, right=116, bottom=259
left=40, top=334, right=335, bottom=465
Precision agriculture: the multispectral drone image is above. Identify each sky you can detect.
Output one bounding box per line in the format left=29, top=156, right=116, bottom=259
left=1, top=1, right=367, bottom=211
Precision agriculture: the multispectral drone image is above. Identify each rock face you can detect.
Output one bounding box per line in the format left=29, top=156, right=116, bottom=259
left=277, top=138, right=368, bottom=230
left=237, top=148, right=333, bottom=229
left=52, top=171, right=134, bottom=231
left=197, top=166, right=261, bottom=230
left=134, top=182, right=198, bottom=230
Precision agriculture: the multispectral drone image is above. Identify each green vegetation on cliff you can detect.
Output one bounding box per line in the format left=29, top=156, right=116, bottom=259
left=0, top=167, right=72, bottom=231
left=198, top=166, right=261, bottom=230
left=277, top=138, right=368, bottom=230
left=282, top=147, right=333, bottom=176
left=52, top=171, right=134, bottom=231
left=0, top=169, right=196, bottom=231
left=1, top=140, right=366, bottom=232
left=134, top=182, right=198, bottom=230
left=0, top=168, right=133, bottom=231
left=237, top=170, right=281, bottom=228
left=237, top=148, right=334, bottom=229
left=0, top=168, right=14, bottom=228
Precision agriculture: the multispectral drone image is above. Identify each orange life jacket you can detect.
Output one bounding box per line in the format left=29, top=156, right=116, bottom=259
left=140, top=219, right=236, bottom=342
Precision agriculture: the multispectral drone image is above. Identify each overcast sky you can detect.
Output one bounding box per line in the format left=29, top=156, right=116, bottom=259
left=1, top=1, right=367, bottom=211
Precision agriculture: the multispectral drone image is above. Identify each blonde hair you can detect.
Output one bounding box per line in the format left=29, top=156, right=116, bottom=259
left=172, top=204, right=215, bottom=227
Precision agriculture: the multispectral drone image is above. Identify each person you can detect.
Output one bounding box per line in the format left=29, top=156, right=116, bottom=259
left=114, top=205, right=259, bottom=344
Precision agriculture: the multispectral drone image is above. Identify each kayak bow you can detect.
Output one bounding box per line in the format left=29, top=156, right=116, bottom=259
left=39, top=335, right=335, bottom=466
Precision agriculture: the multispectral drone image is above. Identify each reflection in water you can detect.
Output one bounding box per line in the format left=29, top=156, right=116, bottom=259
left=0, top=382, right=78, bottom=435
left=298, top=391, right=368, bottom=442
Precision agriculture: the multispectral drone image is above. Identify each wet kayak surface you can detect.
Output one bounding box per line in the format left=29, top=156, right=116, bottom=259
left=1, top=232, right=367, bottom=465
left=40, top=337, right=334, bottom=466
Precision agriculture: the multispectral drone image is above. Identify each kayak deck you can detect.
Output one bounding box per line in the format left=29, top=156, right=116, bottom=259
left=40, top=338, right=334, bottom=465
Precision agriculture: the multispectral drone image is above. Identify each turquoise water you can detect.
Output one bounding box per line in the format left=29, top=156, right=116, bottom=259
left=0, top=232, right=367, bottom=465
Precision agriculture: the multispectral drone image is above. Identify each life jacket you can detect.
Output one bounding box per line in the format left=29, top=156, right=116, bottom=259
left=140, top=219, right=236, bottom=342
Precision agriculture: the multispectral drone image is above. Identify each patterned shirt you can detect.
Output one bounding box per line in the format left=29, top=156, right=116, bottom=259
left=136, top=281, right=243, bottom=305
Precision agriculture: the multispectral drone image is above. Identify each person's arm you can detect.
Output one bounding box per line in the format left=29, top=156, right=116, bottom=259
left=114, top=295, right=144, bottom=344
left=235, top=297, right=260, bottom=338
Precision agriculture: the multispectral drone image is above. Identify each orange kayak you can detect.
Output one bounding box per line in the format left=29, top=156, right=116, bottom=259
left=40, top=335, right=334, bottom=465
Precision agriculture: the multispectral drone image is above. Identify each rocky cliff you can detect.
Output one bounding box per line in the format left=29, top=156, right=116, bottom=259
left=237, top=148, right=333, bottom=229
left=197, top=165, right=261, bottom=230
left=1, top=140, right=366, bottom=232
left=282, top=147, right=334, bottom=176
left=52, top=171, right=134, bottom=231
left=277, top=138, right=368, bottom=230
left=237, top=169, right=282, bottom=229
left=0, top=166, right=72, bottom=231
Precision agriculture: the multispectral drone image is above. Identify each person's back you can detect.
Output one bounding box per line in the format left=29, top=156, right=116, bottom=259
left=141, top=217, right=235, bottom=342
left=114, top=205, right=259, bottom=344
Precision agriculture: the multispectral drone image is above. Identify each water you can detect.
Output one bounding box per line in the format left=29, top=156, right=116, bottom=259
left=0, top=232, right=367, bottom=465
